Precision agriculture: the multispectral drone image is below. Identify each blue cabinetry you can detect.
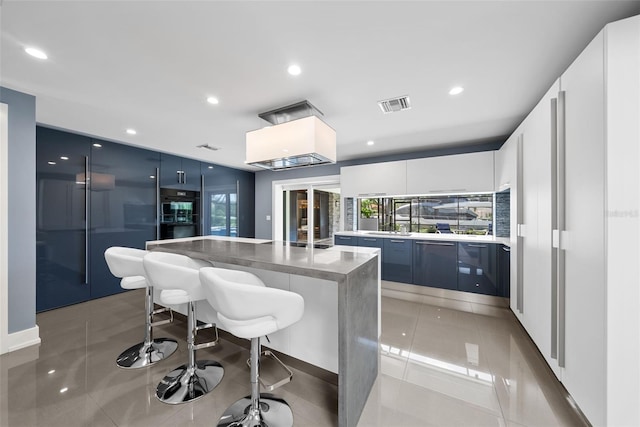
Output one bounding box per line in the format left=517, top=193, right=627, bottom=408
left=357, top=236, right=384, bottom=249
left=36, top=127, right=92, bottom=311
left=497, top=244, right=510, bottom=298
left=413, top=240, right=458, bottom=290
left=383, top=238, right=412, bottom=283
left=457, top=242, right=498, bottom=296
left=89, top=139, right=160, bottom=299
left=334, top=235, right=357, bottom=246
left=160, top=153, right=201, bottom=191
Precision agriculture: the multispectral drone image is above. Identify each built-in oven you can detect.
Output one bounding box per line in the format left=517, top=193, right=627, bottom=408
left=160, top=188, right=200, bottom=239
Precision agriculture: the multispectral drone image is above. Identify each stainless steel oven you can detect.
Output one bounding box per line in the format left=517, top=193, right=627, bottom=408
left=159, top=188, right=200, bottom=239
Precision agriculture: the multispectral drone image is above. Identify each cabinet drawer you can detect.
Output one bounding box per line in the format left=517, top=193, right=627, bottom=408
left=334, top=235, right=356, bottom=246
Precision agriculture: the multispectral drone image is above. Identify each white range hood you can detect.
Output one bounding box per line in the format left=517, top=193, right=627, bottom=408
left=245, top=101, right=336, bottom=171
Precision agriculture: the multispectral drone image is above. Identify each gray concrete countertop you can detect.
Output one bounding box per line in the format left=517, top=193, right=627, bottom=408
left=335, top=230, right=511, bottom=246
left=146, top=237, right=380, bottom=282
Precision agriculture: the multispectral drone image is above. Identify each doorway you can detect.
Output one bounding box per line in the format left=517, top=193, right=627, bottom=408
left=272, top=175, right=340, bottom=246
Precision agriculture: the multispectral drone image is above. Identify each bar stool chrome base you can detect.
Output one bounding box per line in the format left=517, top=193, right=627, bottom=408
left=217, top=394, right=293, bottom=427
left=156, top=360, right=224, bottom=404
left=116, top=338, right=178, bottom=369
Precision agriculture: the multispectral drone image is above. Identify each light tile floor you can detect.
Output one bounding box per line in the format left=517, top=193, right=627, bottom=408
left=358, top=289, right=588, bottom=427
left=0, top=288, right=588, bottom=426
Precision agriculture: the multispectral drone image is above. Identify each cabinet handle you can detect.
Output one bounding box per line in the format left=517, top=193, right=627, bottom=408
left=84, top=156, right=90, bottom=285
left=389, top=240, right=406, bottom=243
left=362, top=238, right=377, bottom=241
left=516, top=133, right=524, bottom=314
left=467, top=244, right=488, bottom=248
left=550, top=96, right=559, bottom=360
left=415, top=241, right=454, bottom=246
left=183, top=171, right=186, bottom=184
left=155, top=167, right=160, bottom=240
left=337, top=236, right=351, bottom=240
left=556, top=90, right=567, bottom=368
left=502, top=246, right=511, bottom=252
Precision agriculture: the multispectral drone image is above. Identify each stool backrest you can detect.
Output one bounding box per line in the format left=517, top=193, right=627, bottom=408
left=104, top=246, right=146, bottom=278
left=199, top=267, right=304, bottom=337
left=143, top=251, right=211, bottom=300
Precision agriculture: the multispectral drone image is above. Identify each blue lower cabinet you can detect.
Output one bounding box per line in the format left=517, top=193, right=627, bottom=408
left=383, top=239, right=412, bottom=283
left=497, top=244, right=511, bottom=298
left=357, top=236, right=384, bottom=249
left=334, top=235, right=356, bottom=246
left=457, top=242, right=498, bottom=296
left=412, top=240, right=458, bottom=290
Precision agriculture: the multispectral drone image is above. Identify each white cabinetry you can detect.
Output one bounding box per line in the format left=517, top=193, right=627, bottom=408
left=518, top=80, right=561, bottom=378
left=406, top=151, right=494, bottom=194
left=340, top=160, right=406, bottom=197
left=494, top=138, right=516, bottom=192
left=506, top=15, right=640, bottom=427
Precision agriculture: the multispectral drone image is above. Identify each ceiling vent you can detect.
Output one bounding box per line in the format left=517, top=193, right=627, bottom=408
left=378, top=95, right=411, bottom=114
left=197, top=143, right=220, bottom=151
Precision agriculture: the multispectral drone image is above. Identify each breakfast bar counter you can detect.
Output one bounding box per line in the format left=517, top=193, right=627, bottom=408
left=146, top=236, right=380, bottom=427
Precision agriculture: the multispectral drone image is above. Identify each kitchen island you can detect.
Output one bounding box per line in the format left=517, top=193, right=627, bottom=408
left=146, top=236, right=380, bottom=427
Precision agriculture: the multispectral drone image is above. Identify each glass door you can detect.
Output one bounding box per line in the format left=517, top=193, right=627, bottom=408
left=208, top=191, right=237, bottom=236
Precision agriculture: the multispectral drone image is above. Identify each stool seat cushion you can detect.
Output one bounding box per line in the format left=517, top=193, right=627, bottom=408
left=121, top=276, right=147, bottom=290
left=160, top=289, right=190, bottom=305
left=199, top=267, right=304, bottom=340
left=143, top=252, right=213, bottom=303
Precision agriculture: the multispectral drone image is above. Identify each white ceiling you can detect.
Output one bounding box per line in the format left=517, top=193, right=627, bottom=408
left=2, top=1, right=639, bottom=171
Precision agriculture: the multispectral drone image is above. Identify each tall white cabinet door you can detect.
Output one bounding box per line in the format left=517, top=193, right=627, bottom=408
left=560, top=30, right=606, bottom=427
left=604, top=16, right=640, bottom=427
left=519, top=81, right=560, bottom=378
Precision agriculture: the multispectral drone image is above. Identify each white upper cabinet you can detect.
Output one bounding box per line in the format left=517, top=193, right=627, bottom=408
left=494, top=137, right=516, bottom=192
left=340, top=160, right=407, bottom=197
left=406, top=151, right=494, bottom=195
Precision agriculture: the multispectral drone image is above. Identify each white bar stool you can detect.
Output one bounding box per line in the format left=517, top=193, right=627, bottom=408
left=143, top=251, right=224, bottom=404
left=104, top=247, right=178, bottom=369
left=199, top=267, right=304, bottom=427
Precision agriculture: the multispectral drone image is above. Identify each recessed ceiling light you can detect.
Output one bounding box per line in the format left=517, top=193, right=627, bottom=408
left=287, top=64, right=301, bottom=76
left=126, top=129, right=137, bottom=135
left=206, top=96, right=219, bottom=105
left=367, top=140, right=375, bottom=146
left=449, top=86, right=464, bottom=95
left=47, top=161, right=56, bottom=165
left=60, top=156, right=69, bottom=160
left=25, top=46, right=48, bottom=60
left=93, top=143, right=102, bottom=148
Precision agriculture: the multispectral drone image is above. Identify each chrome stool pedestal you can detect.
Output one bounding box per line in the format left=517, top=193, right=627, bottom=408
left=155, top=301, right=224, bottom=404
left=217, top=338, right=293, bottom=427
left=104, top=246, right=178, bottom=370
left=116, top=287, right=178, bottom=369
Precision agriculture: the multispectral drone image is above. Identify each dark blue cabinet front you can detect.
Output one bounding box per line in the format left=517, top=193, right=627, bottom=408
left=457, top=242, right=498, bottom=295
left=160, top=153, right=201, bottom=191
left=89, top=140, right=160, bottom=299
left=36, top=127, right=92, bottom=311
left=334, top=235, right=356, bottom=246
left=497, top=244, right=511, bottom=298
left=383, top=239, right=412, bottom=283
left=412, top=240, right=458, bottom=290
left=357, top=236, right=384, bottom=249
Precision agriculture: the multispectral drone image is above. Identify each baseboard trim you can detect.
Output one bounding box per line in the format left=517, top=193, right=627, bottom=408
left=7, top=325, right=40, bottom=353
